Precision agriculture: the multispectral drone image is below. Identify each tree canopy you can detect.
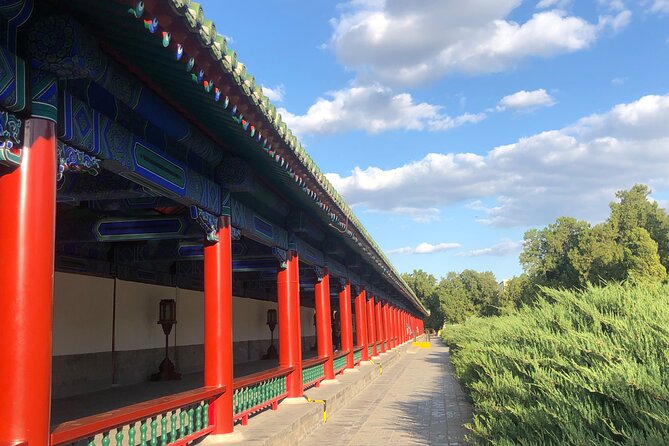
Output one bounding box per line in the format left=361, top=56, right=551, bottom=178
left=404, top=184, right=669, bottom=329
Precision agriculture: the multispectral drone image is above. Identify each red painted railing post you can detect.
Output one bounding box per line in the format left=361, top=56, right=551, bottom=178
left=278, top=250, right=303, bottom=397
left=385, top=303, right=389, bottom=348
left=204, top=215, right=234, bottom=434
left=355, top=289, right=369, bottom=361
left=367, top=296, right=378, bottom=357
left=376, top=300, right=385, bottom=353
left=339, top=280, right=354, bottom=368
left=0, top=119, right=56, bottom=446
left=314, top=268, right=334, bottom=379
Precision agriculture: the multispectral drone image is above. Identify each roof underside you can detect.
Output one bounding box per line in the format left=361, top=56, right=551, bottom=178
left=54, top=0, right=428, bottom=316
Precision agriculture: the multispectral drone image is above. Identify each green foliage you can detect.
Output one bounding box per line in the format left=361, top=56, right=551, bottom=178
left=442, top=284, right=669, bottom=445
left=438, top=272, right=477, bottom=324
left=402, top=269, right=443, bottom=329
left=519, top=184, right=668, bottom=295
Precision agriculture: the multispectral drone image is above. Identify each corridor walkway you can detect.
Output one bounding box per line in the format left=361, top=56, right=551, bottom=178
left=298, top=339, right=473, bottom=446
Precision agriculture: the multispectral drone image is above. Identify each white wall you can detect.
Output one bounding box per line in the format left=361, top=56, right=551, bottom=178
left=53, top=272, right=114, bottom=355
left=53, top=272, right=316, bottom=356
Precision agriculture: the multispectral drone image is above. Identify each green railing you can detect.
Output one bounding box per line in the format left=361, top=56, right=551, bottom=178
left=51, top=387, right=223, bottom=446
left=333, top=351, right=349, bottom=373
left=384, top=341, right=388, bottom=350
left=367, top=345, right=373, bottom=356
left=302, top=357, right=327, bottom=389
left=233, top=366, right=293, bottom=426
left=353, top=348, right=362, bottom=364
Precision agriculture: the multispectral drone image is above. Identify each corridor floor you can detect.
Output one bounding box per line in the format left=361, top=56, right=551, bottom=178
left=298, top=339, right=473, bottom=446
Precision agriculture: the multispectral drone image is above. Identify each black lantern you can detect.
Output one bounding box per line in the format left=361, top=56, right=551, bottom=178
left=311, top=311, right=318, bottom=351
left=152, top=299, right=181, bottom=381
left=263, top=309, right=278, bottom=359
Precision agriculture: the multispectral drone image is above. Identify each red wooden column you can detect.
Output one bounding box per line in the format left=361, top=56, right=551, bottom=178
left=376, top=300, right=385, bottom=353
left=354, top=288, right=369, bottom=361
left=339, top=279, right=354, bottom=368
left=314, top=268, right=334, bottom=379
left=204, top=215, right=234, bottom=433
left=384, top=302, right=392, bottom=349
left=367, top=295, right=378, bottom=356
left=278, top=250, right=303, bottom=397
left=0, top=119, right=56, bottom=445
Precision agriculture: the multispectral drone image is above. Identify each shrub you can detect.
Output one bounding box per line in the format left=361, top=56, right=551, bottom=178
left=442, top=284, right=669, bottom=445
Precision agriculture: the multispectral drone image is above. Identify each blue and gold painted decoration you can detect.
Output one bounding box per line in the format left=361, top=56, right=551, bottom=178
left=0, top=110, right=22, bottom=167
left=132, top=141, right=186, bottom=195
left=326, top=256, right=348, bottom=279
left=178, top=242, right=204, bottom=259
left=94, top=216, right=187, bottom=242
left=271, top=247, right=288, bottom=270
left=189, top=205, right=219, bottom=242
left=232, top=258, right=278, bottom=273
left=59, top=92, right=221, bottom=215
left=30, top=70, right=57, bottom=122
left=57, top=141, right=100, bottom=181
left=0, top=47, right=27, bottom=113
left=253, top=215, right=273, bottom=241
left=1, top=0, right=33, bottom=53
left=291, top=236, right=325, bottom=267
left=28, top=15, right=105, bottom=80
left=229, top=197, right=287, bottom=248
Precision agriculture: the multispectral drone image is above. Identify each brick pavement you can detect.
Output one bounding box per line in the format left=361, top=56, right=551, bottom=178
left=298, top=340, right=473, bottom=446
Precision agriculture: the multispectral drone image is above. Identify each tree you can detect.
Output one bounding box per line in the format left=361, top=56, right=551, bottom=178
left=621, top=227, right=666, bottom=283
left=608, top=184, right=669, bottom=272
left=520, top=217, right=590, bottom=289
left=459, top=269, right=500, bottom=316
left=438, top=272, right=476, bottom=324
left=495, top=274, right=536, bottom=312
left=402, top=269, right=443, bottom=329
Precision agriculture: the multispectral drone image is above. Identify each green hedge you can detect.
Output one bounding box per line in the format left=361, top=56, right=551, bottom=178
left=442, top=285, right=669, bottom=445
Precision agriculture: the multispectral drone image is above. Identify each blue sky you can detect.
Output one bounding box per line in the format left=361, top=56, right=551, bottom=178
left=201, top=0, right=669, bottom=281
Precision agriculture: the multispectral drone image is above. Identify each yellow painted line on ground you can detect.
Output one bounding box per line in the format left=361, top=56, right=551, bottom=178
left=412, top=341, right=431, bottom=348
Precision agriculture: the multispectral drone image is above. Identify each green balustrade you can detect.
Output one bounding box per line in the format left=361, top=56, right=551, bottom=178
left=353, top=350, right=361, bottom=362
left=367, top=345, right=373, bottom=356
left=233, top=375, right=288, bottom=418
left=62, top=400, right=211, bottom=446
left=333, top=355, right=347, bottom=372
left=302, top=363, right=325, bottom=387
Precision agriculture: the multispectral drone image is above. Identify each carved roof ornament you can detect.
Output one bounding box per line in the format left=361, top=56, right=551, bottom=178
left=189, top=206, right=219, bottom=242
left=272, top=247, right=288, bottom=270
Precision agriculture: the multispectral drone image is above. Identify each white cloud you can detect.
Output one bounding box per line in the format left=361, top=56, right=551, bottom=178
left=328, top=1, right=630, bottom=86
left=498, top=88, right=555, bottom=111
left=279, top=84, right=485, bottom=136
left=262, top=84, right=285, bottom=102
left=457, top=239, right=522, bottom=257
left=650, top=0, right=669, bottom=13
left=611, top=77, right=627, bottom=86
left=388, top=242, right=461, bottom=255
left=388, top=206, right=441, bottom=223
left=327, top=93, right=669, bottom=227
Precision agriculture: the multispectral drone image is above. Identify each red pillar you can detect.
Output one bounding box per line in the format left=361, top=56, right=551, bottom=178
left=204, top=216, right=234, bottom=433
left=0, top=119, right=56, bottom=445
left=278, top=250, right=303, bottom=397
left=395, top=308, right=400, bottom=344
left=367, top=296, right=378, bottom=356
left=339, top=280, right=354, bottom=368
left=376, top=300, right=385, bottom=353
left=314, top=268, right=334, bottom=379
left=383, top=303, right=389, bottom=349
left=354, top=288, right=369, bottom=361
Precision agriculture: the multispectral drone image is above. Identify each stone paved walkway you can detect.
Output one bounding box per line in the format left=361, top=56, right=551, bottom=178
left=298, top=339, right=473, bottom=446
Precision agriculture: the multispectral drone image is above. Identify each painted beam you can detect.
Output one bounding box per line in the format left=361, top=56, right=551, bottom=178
left=230, top=197, right=288, bottom=249
left=58, top=91, right=222, bottom=215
